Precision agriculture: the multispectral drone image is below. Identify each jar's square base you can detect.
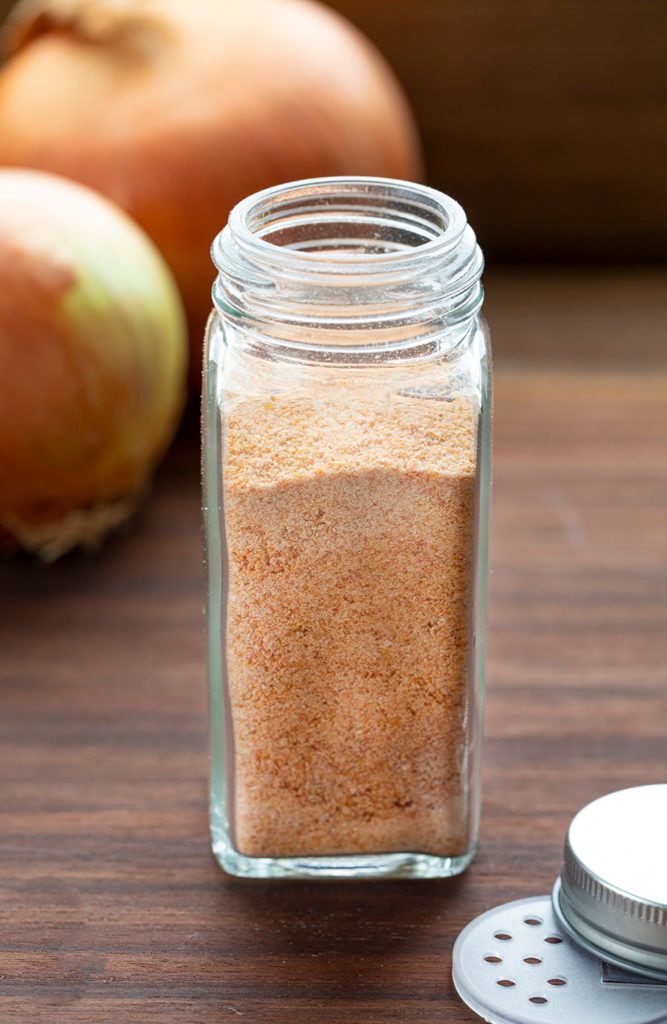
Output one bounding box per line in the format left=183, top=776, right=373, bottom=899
left=211, top=819, right=476, bottom=880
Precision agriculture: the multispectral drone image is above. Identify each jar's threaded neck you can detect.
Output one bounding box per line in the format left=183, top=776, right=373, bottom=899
left=212, top=177, right=483, bottom=349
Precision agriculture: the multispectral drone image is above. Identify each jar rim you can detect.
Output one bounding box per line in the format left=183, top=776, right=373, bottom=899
left=211, top=176, right=484, bottom=348
left=218, top=176, right=471, bottom=280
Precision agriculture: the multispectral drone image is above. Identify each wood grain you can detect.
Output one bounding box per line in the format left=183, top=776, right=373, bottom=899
left=1, top=271, right=666, bottom=1023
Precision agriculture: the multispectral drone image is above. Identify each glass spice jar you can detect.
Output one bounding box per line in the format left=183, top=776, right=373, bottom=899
left=203, top=177, right=491, bottom=879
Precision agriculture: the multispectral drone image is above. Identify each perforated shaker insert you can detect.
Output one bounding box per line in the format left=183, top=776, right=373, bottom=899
left=452, top=896, right=667, bottom=1024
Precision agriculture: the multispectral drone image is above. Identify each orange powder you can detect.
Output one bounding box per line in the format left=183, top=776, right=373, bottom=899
left=223, top=392, right=476, bottom=858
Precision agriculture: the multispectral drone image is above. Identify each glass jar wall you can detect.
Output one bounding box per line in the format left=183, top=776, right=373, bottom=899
left=203, top=177, right=491, bottom=879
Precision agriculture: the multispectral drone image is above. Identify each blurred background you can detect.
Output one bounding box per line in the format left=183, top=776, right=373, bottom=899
left=331, top=0, right=667, bottom=366
left=324, top=0, right=667, bottom=263
left=3, top=0, right=665, bottom=264
left=0, top=0, right=664, bottom=554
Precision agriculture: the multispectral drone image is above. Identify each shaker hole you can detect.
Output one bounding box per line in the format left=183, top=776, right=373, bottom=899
left=497, top=979, right=515, bottom=988
left=548, top=977, right=567, bottom=986
left=484, top=955, right=503, bottom=964
left=524, top=956, right=542, bottom=965
left=529, top=996, right=549, bottom=1005
left=544, top=935, right=563, bottom=944
left=524, top=916, right=543, bottom=926
left=494, top=931, right=512, bottom=941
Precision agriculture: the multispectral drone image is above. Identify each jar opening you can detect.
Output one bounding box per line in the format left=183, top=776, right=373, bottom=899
left=211, top=177, right=484, bottom=351
left=230, top=177, right=466, bottom=269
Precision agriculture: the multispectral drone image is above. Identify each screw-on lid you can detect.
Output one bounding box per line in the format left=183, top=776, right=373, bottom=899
left=553, top=784, right=667, bottom=981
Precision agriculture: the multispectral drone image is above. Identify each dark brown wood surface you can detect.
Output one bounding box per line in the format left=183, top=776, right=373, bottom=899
left=1, top=271, right=666, bottom=1023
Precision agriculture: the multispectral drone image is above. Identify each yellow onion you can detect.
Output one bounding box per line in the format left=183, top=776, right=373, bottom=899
left=0, top=0, right=423, bottom=381
left=0, top=169, right=187, bottom=560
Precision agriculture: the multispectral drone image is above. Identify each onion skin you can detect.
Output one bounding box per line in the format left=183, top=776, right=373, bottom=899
left=0, top=169, right=187, bottom=560
left=0, top=0, right=423, bottom=381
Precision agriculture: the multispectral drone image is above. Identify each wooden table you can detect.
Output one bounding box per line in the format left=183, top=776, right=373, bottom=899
left=2, top=272, right=666, bottom=1023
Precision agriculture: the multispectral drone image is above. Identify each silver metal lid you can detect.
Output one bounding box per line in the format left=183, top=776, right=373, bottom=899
left=553, top=784, right=667, bottom=981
